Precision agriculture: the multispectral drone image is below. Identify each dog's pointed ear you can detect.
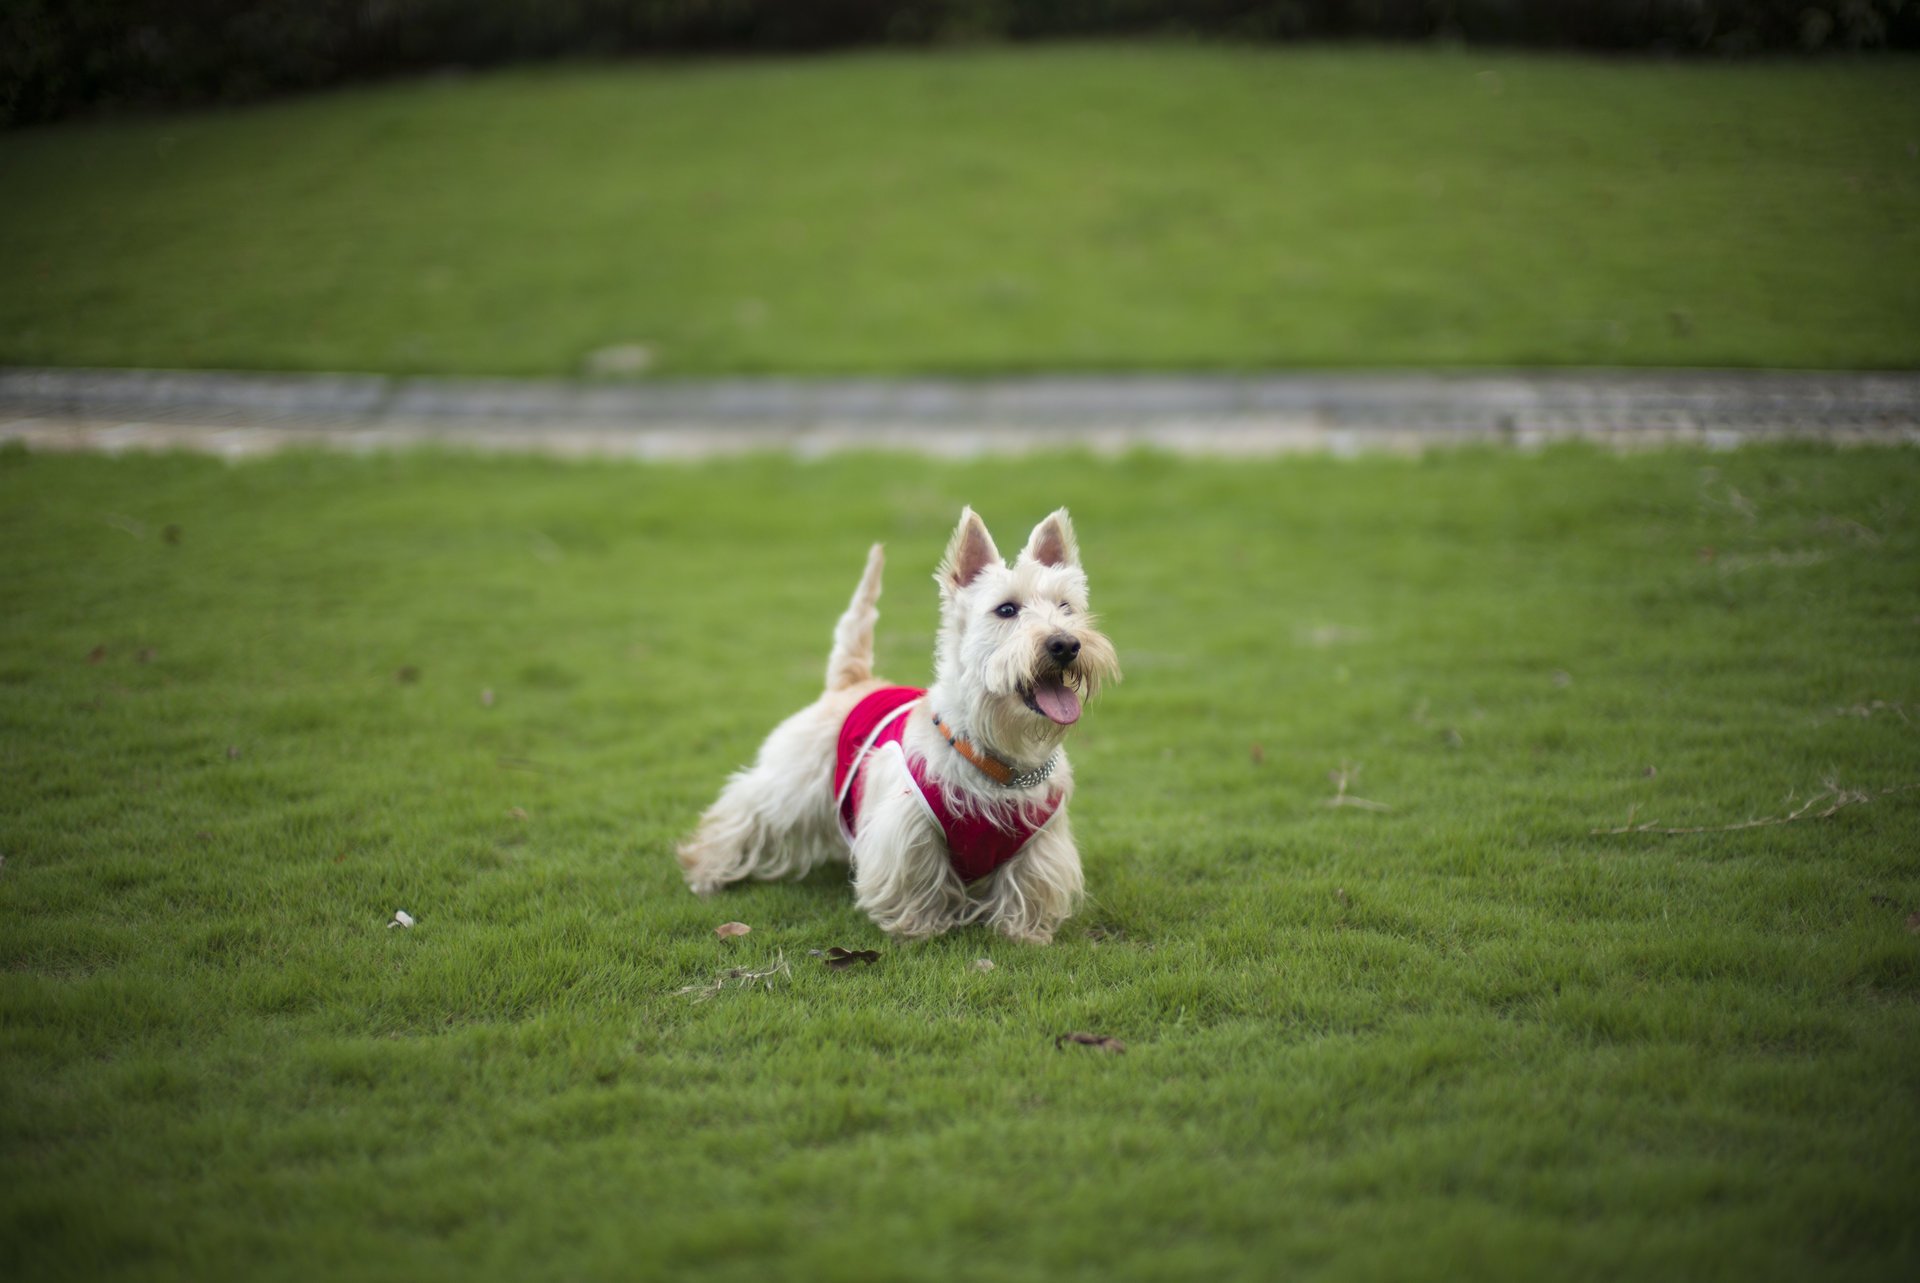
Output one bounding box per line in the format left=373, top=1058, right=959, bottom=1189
left=1019, top=508, right=1079, bottom=569
left=939, top=507, right=1002, bottom=591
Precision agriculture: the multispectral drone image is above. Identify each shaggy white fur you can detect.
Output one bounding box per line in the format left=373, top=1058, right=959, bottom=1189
left=675, top=508, right=1120, bottom=943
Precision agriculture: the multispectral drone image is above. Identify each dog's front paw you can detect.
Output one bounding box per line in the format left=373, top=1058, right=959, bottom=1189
left=675, top=846, right=723, bottom=896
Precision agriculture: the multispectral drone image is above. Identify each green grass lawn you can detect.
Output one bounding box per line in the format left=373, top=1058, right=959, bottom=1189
left=1, top=44, right=1917, bottom=378
left=2, top=442, right=1918, bottom=1281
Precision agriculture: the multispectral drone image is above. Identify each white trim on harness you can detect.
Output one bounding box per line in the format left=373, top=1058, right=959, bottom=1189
left=879, top=740, right=943, bottom=832
left=834, top=698, right=919, bottom=844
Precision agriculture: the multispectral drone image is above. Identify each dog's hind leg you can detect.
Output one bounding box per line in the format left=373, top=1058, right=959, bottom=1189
left=676, top=700, right=846, bottom=895
left=825, top=544, right=884, bottom=693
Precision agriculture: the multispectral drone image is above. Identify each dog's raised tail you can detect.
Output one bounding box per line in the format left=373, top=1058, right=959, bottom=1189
left=826, top=543, right=885, bottom=691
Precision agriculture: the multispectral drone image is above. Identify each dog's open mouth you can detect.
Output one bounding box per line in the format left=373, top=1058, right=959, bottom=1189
left=1020, top=672, right=1082, bottom=726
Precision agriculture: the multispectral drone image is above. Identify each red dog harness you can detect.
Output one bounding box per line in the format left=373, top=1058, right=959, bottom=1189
left=833, top=686, right=1059, bottom=883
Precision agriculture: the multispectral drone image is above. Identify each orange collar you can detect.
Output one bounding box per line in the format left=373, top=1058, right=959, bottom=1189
left=931, top=711, right=1059, bottom=790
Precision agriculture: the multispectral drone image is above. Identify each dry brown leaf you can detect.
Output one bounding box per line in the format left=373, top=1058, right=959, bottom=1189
left=86, top=645, right=107, bottom=664
left=714, top=922, right=751, bottom=939
left=823, top=946, right=879, bottom=970
left=1055, top=1031, right=1126, bottom=1054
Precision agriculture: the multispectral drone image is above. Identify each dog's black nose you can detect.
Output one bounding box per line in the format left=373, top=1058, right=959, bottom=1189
left=1046, top=633, right=1081, bottom=665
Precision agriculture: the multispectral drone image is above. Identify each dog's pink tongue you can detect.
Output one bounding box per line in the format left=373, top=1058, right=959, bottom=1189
left=1032, top=674, right=1082, bottom=725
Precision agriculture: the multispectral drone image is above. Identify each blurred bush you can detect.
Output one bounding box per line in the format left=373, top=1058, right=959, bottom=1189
left=4, top=0, right=1916, bottom=125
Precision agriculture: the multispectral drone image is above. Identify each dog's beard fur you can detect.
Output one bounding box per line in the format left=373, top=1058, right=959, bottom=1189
left=676, top=506, right=1117, bottom=943
left=930, top=557, right=1121, bottom=769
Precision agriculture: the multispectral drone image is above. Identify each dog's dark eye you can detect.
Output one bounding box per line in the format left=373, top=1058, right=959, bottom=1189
left=1059, top=603, right=1073, bottom=614
left=994, top=602, right=1019, bottom=619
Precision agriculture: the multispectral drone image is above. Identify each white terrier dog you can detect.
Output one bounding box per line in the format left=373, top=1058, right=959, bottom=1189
left=677, top=507, right=1119, bottom=943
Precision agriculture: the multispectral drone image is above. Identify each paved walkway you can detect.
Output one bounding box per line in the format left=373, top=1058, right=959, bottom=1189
left=3, top=366, right=1916, bottom=458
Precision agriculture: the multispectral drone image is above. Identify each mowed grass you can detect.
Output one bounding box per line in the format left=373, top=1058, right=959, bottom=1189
left=1, top=44, right=1917, bottom=377
left=2, top=443, right=1918, bottom=1281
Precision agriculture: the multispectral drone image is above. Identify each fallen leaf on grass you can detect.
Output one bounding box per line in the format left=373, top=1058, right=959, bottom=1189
left=974, top=958, right=995, bottom=972
left=87, top=645, right=107, bottom=664
left=715, top=921, right=752, bottom=939
left=508, top=807, right=528, bottom=820
left=822, top=947, right=880, bottom=970
left=1055, top=1032, right=1126, bottom=1054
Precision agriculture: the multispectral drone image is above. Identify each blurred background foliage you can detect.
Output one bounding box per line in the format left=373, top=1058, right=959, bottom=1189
left=5, top=0, right=1917, bottom=126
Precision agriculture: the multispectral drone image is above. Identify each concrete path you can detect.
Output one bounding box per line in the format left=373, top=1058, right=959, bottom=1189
left=3, top=366, right=1916, bottom=459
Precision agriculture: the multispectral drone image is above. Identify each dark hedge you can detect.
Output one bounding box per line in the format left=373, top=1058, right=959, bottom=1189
left=4, top=0, right=1916, bottom=125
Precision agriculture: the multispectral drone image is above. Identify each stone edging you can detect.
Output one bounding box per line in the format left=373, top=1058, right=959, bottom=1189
left=3, top=366, right=1916, bottom=458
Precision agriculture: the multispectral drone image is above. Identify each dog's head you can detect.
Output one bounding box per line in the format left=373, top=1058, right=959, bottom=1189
left=933, top=507, right=1120, bottom=759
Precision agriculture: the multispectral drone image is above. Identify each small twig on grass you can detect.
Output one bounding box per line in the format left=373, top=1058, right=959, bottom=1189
left=674, top=950, right=791, bottom=1002
left=1324, top=762, right=1391, bottom=812
left=1592, top=781, right=1920, bottom=835
left=1698, top=471, right=1759, bottom=523
left=1832, top=700, right=1911, bottom=724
